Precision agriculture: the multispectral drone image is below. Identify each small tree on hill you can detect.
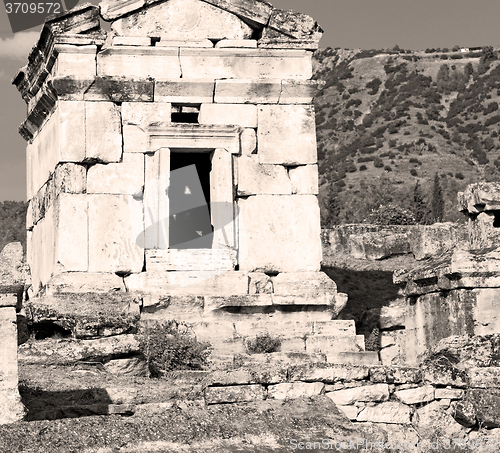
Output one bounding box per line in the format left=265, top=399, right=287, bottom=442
left=413, top=181, right=429, bottom=224
left=430, top=173, right=444, bottom=223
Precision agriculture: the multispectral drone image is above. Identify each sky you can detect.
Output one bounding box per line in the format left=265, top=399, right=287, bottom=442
left=0, top=0, right=499, bottom=201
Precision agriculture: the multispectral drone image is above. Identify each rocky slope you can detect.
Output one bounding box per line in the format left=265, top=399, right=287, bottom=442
left=313, top=47, right=500, bottom=225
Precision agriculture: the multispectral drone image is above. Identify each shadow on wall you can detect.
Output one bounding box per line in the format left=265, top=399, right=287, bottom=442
left=19, top=386, right=131, bottom=421
left=322, top=266, right=401, bottom=335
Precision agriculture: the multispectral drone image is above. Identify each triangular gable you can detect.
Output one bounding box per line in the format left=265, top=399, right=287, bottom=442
left=110, top=0, right=253, bottom=40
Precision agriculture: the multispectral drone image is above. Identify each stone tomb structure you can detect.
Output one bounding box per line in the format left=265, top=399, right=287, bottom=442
left=395, top=183, right=500, bottom=364
left=14, top=0, right=369, bottom=360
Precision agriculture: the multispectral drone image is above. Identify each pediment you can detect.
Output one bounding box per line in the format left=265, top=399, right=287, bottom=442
left=110, top=0, right=253, bottom=40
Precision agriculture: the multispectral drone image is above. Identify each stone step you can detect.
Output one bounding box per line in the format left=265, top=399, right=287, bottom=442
left=327, top=352, right=380, bottom=366
left=304, top=334, right=366, bottom=354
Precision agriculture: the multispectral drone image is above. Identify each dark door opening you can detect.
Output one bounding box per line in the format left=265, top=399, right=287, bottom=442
left=169, top=151, right=214, bottom=249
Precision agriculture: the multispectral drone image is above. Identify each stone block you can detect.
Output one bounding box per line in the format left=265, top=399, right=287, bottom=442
left=19, top=334, right=141, bottom=364
left=122, top=102, right=171, bottom=127
left=214, top=79, right=281, bottom=104
left=54, top=194, right=88, bottom=272
left=327, top=352, right=380, bottom=366
left=279, top=80, right=323, bottom=104
left=291, top=364, right=370, bottom=383
left=139, top=295, right=204, bottom=321
left=179, top=48, right=312, bottom=79
left=45, top=273, right=126, bottom=294
left=435, top=388, right=464, bottom=400
left=240, top=128, right=256, bottom=155
left=145, top=249, right=236, bottom=272
left=306, top=335, right=364, bottom=354
left=357, top=402, right=411, bottom=424
left=88, top=194, right=144, bottom=273
left=87, top=153, right=144, bottom=195
left=237, top=156, right=291, bottom=196
left=112, top=36, right=152, bottom=46
left=268, top=382, right=324, bottom=400
left=111, top=0, right=253, bottom=41
left=49, top=76, right=95, bottom=101
left=289, top=165, right=318, bottom=194
left=83, top=77, right=154, bottom=102
left=123, top=125, right=147, bottom=154
left=409, top=223, right=467, bottom=260
left=104, top=357, right=149, bottom=377
left=155, top=79, right=215, bottom=103
left=59, top=101, right=86, bottom=162
left=337, top=405, right=359, bottom=420
left=460, top=389, right=500, bottom=428
left=156, top=39, right=213, bottom=47
left=238, top=195, right=322, bottom=272
left=204, top=384, right=265, bottom=404
left=215, top=40, right=257, bottom=48
left=257, top=105, right=316, bottom=165
left=415, top=400, right=467, bottom=437
left=395, top=386, right=435, bottom=405
left=126, top=270, right=249, bottom=296
left=204, top=294, right=273, bottom=312
left=54, top=163, right=86, bottom=194
left=0, top=307, right=25, bottom=424
left=100, top=0, right=145, bottom=20
left=97, top=47, right=181, bottom=78
left=326, top=384, right=389, bottom=406
left=85, top=102, right=122, bottom=163
left=203, top=0, right=273, bottom=26
left=272, top=272, right=337, bottom=296
left=198, top=103, right=257, bottom=127
left=53, top=45, right=96, bottom=78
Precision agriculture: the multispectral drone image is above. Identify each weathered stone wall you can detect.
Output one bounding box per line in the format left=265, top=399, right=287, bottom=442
left=321, top=223, right=468, bottom=261
left=0, top=243, right=27, bottom=424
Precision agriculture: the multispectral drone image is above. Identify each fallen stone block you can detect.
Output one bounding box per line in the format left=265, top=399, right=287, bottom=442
left=268, top=382, right=324, bottom=400
left=395, top=385, right=435, bottom=405
left=357, top=402, right=411, bottom=424
left=326, top=383, right=389, bottom=406
left=104, top=356, right=149, bottom=377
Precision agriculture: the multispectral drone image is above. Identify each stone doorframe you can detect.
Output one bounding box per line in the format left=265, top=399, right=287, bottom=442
left=143, top=124, right=241, bottom=271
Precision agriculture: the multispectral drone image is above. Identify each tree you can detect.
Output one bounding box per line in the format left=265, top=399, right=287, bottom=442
left=430, top=173, right=444, bottom=223
left=413, top=181, right=429, bottom=224
left=324, top=183, right=341, bottom=226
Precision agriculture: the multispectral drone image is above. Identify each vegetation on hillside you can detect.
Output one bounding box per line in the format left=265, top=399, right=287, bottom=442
left=314, top=46, right=500, bottom=225
left=0, top=201, right=27, bottom=253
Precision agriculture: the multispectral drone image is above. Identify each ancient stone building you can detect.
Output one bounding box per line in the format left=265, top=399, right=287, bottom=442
left=395, top=183, right=500, bottom=364
left=13, top=0, right=372, bottom=361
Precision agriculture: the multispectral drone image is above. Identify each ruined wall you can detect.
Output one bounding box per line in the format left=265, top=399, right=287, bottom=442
left=0, top=243, right=27, bottom=424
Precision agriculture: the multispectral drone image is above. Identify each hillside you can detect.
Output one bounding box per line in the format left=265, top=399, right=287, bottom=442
left=313, top=46, right=500, bottom=225
left=0, top=201, right=27, bottom=253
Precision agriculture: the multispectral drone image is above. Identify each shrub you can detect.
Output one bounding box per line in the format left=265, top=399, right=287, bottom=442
left=373, top=157, right=384, bottom=168
left=359, top=165, right=368, bottom=171
left=384, top=165, right=392, bottom=172
left=246, top=332, right=282, bottom=354
left=410, top=169, right=418, bottom=176
left=455, top=172, right=464, bottom=179
left=140, top=321, right=212, bottom=375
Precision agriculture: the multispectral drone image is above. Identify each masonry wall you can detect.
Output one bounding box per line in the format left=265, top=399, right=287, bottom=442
left=0, top=243, right=27, bottom=424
